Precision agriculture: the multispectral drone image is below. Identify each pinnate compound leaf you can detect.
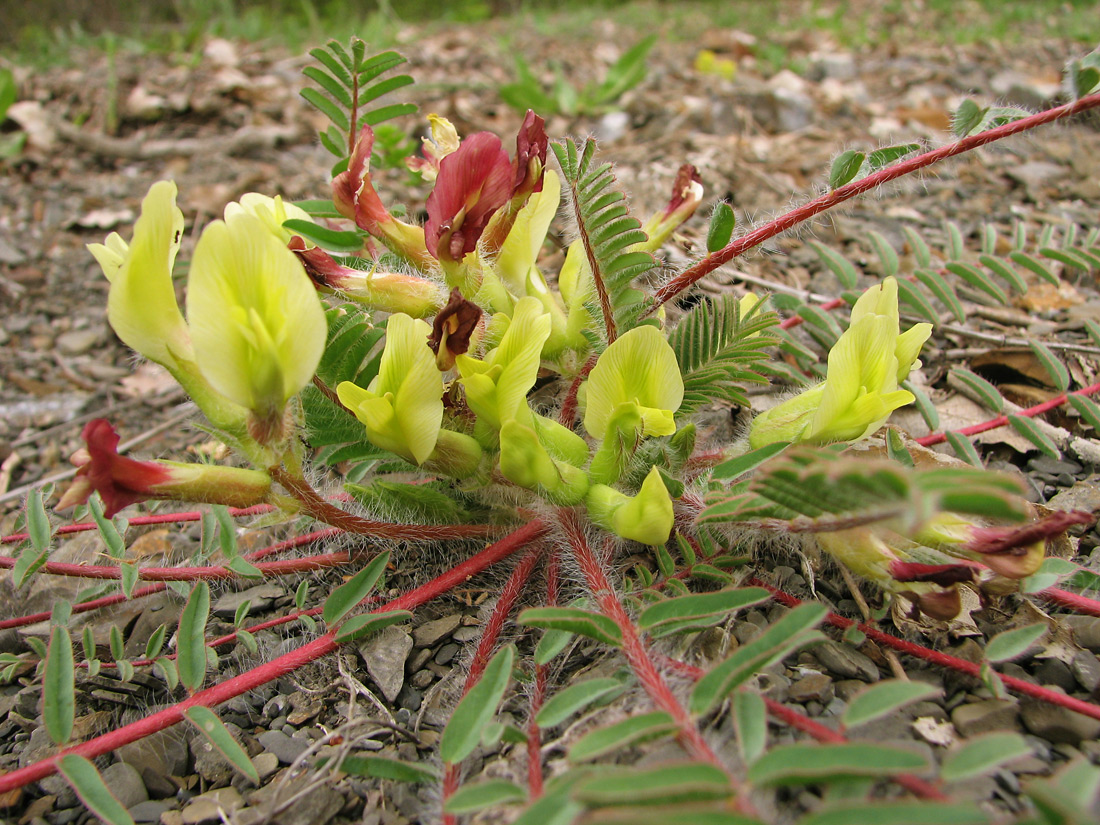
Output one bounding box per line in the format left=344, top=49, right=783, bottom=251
left=568, top=711, right=677, bottom=763
left=58, top=755, right=136, bottom=825
left=537, top=677, right=626, bottom=728
left=748, top=742, right=929, bottom=786
left=639, top=588, right=770, bottom=632
left=184, top=706, right=260, bottom=783
left=440, top=645, right=515, bottom=764
left=519, top=607, right=623, bottom=647
left=333, top=609, right=411, bottom=644
left=690, top=603, right=827, bottom=715
left=796, top=801, right=990, bottom=825
left=574, top=762, right=733, bottom=806
left=985, top=623, right=1047, bottom=663
left=177, top=582, right=211, bottom=693
left=323, top=550, right=391, bottom=626
left=841, top=680, right=941, bottom=730
left=940, top=732, right=1032, bottom=783
left=44, top=624, right=75, bottom=746
left=443, top=780, right=527, bottom=814
left=1007, top=414, right=1060, bottom=459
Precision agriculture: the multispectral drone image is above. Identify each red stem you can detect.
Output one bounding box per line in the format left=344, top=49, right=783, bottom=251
left=0, top=528, right=340, bottom=631
left=0, top=551, right=352, bottom=581
left=0, top=518, right=546, bottom=795
left=0, top=504, right=274, bottom=546
left=271, top=466, right=495, bottom=541
left=527, top=547, right=559, bottom=799
left=442, top=543, right=544, bottom=824
left=559, top=508, right=747, bottom=799
left=657, top=653, right=946, bottom=800
left=558, top=355, right=598, bottom=428
left=915, top=381, right=1100, bottom=447
left=1041, top=586, right=1100, bottom=618
left=748, top=578, right=1100, bottom=722
left=654, top=92, right=1100, bottom=308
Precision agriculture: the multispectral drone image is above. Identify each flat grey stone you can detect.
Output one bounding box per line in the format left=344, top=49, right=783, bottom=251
left=1020, top=695, right=1100, bottom=744
left=1071, top=650, right=1100, bottom=693
left=258, top=729, right=310, bottom=764
left=813, top=641, right=879, bottom=681
left=100, top=761, right=148, bottom=808
left=358, top=624, right=413, bottom=703
left=56, top=328, right=105, bottom=356
left=212, top=583, right=284, bottom=619
left=412, top=614, right=461, bottom=647
left=129, top=800, right=175, bottom=823
left=952, top=699, right=1021, bottom=736
left=1063, top=615, right=1100, bottom=653
left=789, top=672, right=834, bottom=704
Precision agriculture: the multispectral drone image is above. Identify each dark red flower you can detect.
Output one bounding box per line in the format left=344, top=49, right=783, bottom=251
left=429, top=288, right=483, bottom=370
left=424, top=132, right=513, bottom=261
left=58, top=419, right=175, bottom=518
left=662, top=164, right=703, bottom=220
left=511, top=110, right=548, bottom=197
left=332, top=125, right=392, bottom=234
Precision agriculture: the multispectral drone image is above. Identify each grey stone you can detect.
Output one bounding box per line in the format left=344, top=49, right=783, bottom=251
left=990, top=70, right=1062, bottom=110
left=1047, top=481, right=1100, bottom=515
left=1063, top=615, right=1100, bottom=653
left=358, top=624, right=413, bottom=703
left=1006, top=162, right=1067, bottom=192
left=252, top=751, right=280, bottom=780
left=247, top=775, right=343, bottom=825
left=452, top=626, right=480, bottom=642
left=594, top=111, right=630, bottom=143
left=1020, top=695, right=1100, bottom=744
left=181, top=787, right=244, bottom=824
left=258, top=729, right=309, bottom=764
left=129, top=800, right=175, bottom=823
left=100, top=761, right=148, bottom=808
left=435, top=642, right=460, bottom=665
left=1035, top=659, right=1077, bottom=693
left=56, top=327, right=105, bottom=356
left=812, top=641, right=879, bottom=681
left=412, top=614, right=461, bottom=647
left=789, top=672, right=835, bottom=704
left=1071, top=650, right=1100, bottom=693
left=212, top=584, right=285, bottom=620
left=951, top=699, right=1021, bottom=736
left=410, top=669, right=433, bottom=689
left=1028, top=456, right=1083, bottom=476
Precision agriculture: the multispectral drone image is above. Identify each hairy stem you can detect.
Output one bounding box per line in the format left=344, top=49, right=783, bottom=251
left=0, top=519, right=547, bottom=795
left=653, top=92, right=1100, bottom=309
left=271, top=466, right=496, bottom=540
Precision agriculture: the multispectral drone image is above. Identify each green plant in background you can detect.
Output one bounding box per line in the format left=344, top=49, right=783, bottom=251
left=499, top=33, right=655, bottom=116
left=0, top=68, right=27, bottom=159
left=4, top=33, right=1100, bottom=825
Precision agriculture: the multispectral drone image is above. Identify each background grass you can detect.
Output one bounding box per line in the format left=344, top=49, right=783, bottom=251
left=5, top=0, right=1098, bottom=69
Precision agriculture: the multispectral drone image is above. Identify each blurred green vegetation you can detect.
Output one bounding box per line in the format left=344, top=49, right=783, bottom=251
left=4, top=0, right=1098, bottom=68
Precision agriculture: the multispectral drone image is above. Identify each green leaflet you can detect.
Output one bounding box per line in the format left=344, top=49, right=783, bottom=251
left=184, top=706, right=260, bottom=783
left=440, top=645, right=515, bottom=764
left=58, top=755, right=136, bottom=825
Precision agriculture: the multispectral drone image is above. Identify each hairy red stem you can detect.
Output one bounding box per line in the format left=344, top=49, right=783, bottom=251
left=527, top=547, right=559, bottom=799
left=0, top=519, right=546, bottom=795
left=0, top=504, right=274, bottom=545
left=916, top=381, right=1100, bottom=446
left=748, top=578, right=1100, bottom=722
left=271, top=466, right=495, bottom=541
left=655, top=92, right=1100, bottom=308
left=657, top=653, right=946, bottom=800
left=0, top=551, right=352, bottom=581
left=558, top=355, right=598, bottom=428
left=559, top=509, right=745, bottom=796
left=1041, top=586, right=1100, bottom=618
left=442, top=543, right=544, bottom=823
left=0, top=528, right=340, bottom=631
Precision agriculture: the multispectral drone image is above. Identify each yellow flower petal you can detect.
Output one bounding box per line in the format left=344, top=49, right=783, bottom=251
left=187, top=211, right=325, bottom=416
